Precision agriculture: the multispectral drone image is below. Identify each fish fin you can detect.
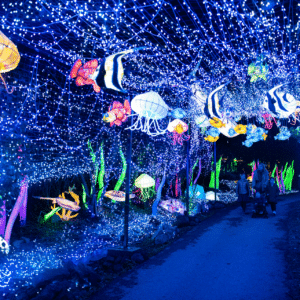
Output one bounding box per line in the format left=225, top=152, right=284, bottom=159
left=70, top=59, right=82, bottom=78
left=93, top=83, right=101, bottom=93
left=116, top=111, right=123, bottom=119
left=83, top=59, right=98, bottom=69
left=83, top=78, right=95, bottom=85
left=75, top=76, right=86, bottom=87
left=110, top=121, right=114, bottom=127
left=114, top=120, right=122, bottom=126
left=124, top=100, right=131, bottom=114
left=113, top=101, right=123, bottom=109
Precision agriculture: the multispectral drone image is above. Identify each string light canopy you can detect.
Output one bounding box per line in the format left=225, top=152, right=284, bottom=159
left=0, top=0, right=298, bottom=183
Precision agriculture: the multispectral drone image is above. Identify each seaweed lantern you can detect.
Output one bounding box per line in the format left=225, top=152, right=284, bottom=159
left=0, top=30, right=20, bottom=93
left=134, top=174, right=155, bottom=202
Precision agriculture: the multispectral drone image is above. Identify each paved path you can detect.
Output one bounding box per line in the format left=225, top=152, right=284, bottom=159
left=93, top=194, right=299, bottom=300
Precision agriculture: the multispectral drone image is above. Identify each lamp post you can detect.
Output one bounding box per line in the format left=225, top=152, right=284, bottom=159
left=124, top=111, right=133, bottom=249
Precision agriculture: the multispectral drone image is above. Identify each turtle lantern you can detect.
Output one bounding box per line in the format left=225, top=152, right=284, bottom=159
left=134, top=174, right=155, bottom=202
left=0, top=31, right=20, bottom=93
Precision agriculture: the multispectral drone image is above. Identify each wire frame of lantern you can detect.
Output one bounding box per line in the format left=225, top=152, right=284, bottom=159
left=127, top=91, right=170, bottom=136
left=0, top=31, right=20, bottom=93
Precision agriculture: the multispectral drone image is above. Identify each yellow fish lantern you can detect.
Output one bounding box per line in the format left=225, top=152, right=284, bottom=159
left=0, top=31, right=20, bottom=93
left=204, top=135, right=219, bottom=142
left=234, top=124, right=247, bottom=134
left=209, top=117, right=226, bottom=128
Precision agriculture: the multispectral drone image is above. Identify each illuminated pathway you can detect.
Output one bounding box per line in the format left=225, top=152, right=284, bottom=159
left=93, top=194, right=298, bottom=300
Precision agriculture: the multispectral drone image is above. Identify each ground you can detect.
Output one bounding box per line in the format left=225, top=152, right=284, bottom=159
left=92, top=192, right=300, bottom=300
left=1, top=192, right=300, bottom=299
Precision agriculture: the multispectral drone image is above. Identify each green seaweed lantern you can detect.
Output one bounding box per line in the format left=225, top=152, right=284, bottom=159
left=209, top=157, right=222, bottom=189
left=114, top=147, right=127, bottom=191
left=135, top=174, right=155, bottom=202
left=97, top=143, right=105, bottom=202
left=284, top=161, right=294, bottom=191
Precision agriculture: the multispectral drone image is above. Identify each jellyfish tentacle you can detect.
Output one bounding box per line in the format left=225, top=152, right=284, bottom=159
left=0, top=74, right=13, bottom=94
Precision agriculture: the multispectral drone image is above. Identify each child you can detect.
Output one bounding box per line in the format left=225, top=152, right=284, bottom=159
left=266, top=177, right=280, bottom=215
left=253, top=191, right=268, bottom=215
left=236, top=173, right=250, bottom=213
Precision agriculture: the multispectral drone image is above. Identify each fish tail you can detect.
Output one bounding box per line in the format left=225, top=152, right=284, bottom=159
left=124, top=99, right=131, bottom=114
left=70, top=59, right=82, bottom=78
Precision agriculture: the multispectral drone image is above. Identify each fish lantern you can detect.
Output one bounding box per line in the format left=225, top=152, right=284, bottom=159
left=204, top=135, right=219, bottom=143
left=234, top=124, right=247, bottom=134
left=170, top=108, right=186, bottom=119
left=0, top=30, right=20, bottom=93
left=209, top=117, right=226, bottom=128
left=195, top=115, right=210, bottom=128
left=104, top=190, right=135, bottom=202
left=103, top=100, right=131, bottom=126
left=134, top=174, right=155, bottom=202
left=70, top=49, right=140, bottom=93
left=263, top=84, right=300, bottom=119
left=274, top=126, right=291, bottom=141
left=218, top=119, right=238, bottom=138
left=167, top=119, right=190, bottom=145
left=127, top=91, right=170, bottom=136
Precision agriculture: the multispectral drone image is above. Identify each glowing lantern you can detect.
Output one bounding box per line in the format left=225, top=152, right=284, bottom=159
left=234, top=124, right=247, bottom=134
left=204, top=135, right=219, bottom=142
left=0, top=31, right=20, bottom=93
left=35, top=188, right=81, bottom=222
left=134, top=174, right=155, bottom=201
left=167, top=119, right=190, bottom=145
left=209, top=117, right=226, bottom=128
left=104, top=190, right=135, bottom=202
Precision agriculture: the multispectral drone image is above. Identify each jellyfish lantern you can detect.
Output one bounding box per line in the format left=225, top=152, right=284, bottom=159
left=167, top=119, right=190, bottom=145
left=134, top=174, right=155, bottom=202
left=0, top=30, right=20, bottom=93
left=127, top=91, right=170, bottom=136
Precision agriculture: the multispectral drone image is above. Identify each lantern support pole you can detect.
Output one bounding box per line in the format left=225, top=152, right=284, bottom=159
left=186, top=129, right=190, bottom=216
left=214, top=141, right=217, bottom=201
left=124, top=114, right=133, bottom=249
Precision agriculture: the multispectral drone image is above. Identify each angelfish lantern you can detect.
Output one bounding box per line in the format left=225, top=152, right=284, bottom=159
left=0, top=31, right=20, bottom=93
left=134, top=174, right=155, bottom=202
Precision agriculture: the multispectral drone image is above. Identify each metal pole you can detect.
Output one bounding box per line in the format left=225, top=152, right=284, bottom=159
left=214, top=141, right=217, bottom=201
left=186, top=135, right=190, bottom=215
left=124, top=115, right=133, bottom=249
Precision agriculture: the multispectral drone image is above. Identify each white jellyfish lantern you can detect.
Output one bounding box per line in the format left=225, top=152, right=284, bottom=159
left=127, top=91, right=169, bottom=136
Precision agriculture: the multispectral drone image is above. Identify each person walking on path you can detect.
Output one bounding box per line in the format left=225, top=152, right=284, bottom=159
left=252, top=163, right=269, bottom=194
left=236, top=173, right=250, bottom=213
left=266, top=177, right=280, bottom=215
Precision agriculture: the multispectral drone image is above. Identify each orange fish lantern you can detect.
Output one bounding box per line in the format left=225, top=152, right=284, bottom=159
left=0, top=31, right=20, bottom=93
left=167, top=119, right=190, bottom=145
left=103, top=100, right=131, bottom=126
left=70, top=58, right=101, bottom=93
